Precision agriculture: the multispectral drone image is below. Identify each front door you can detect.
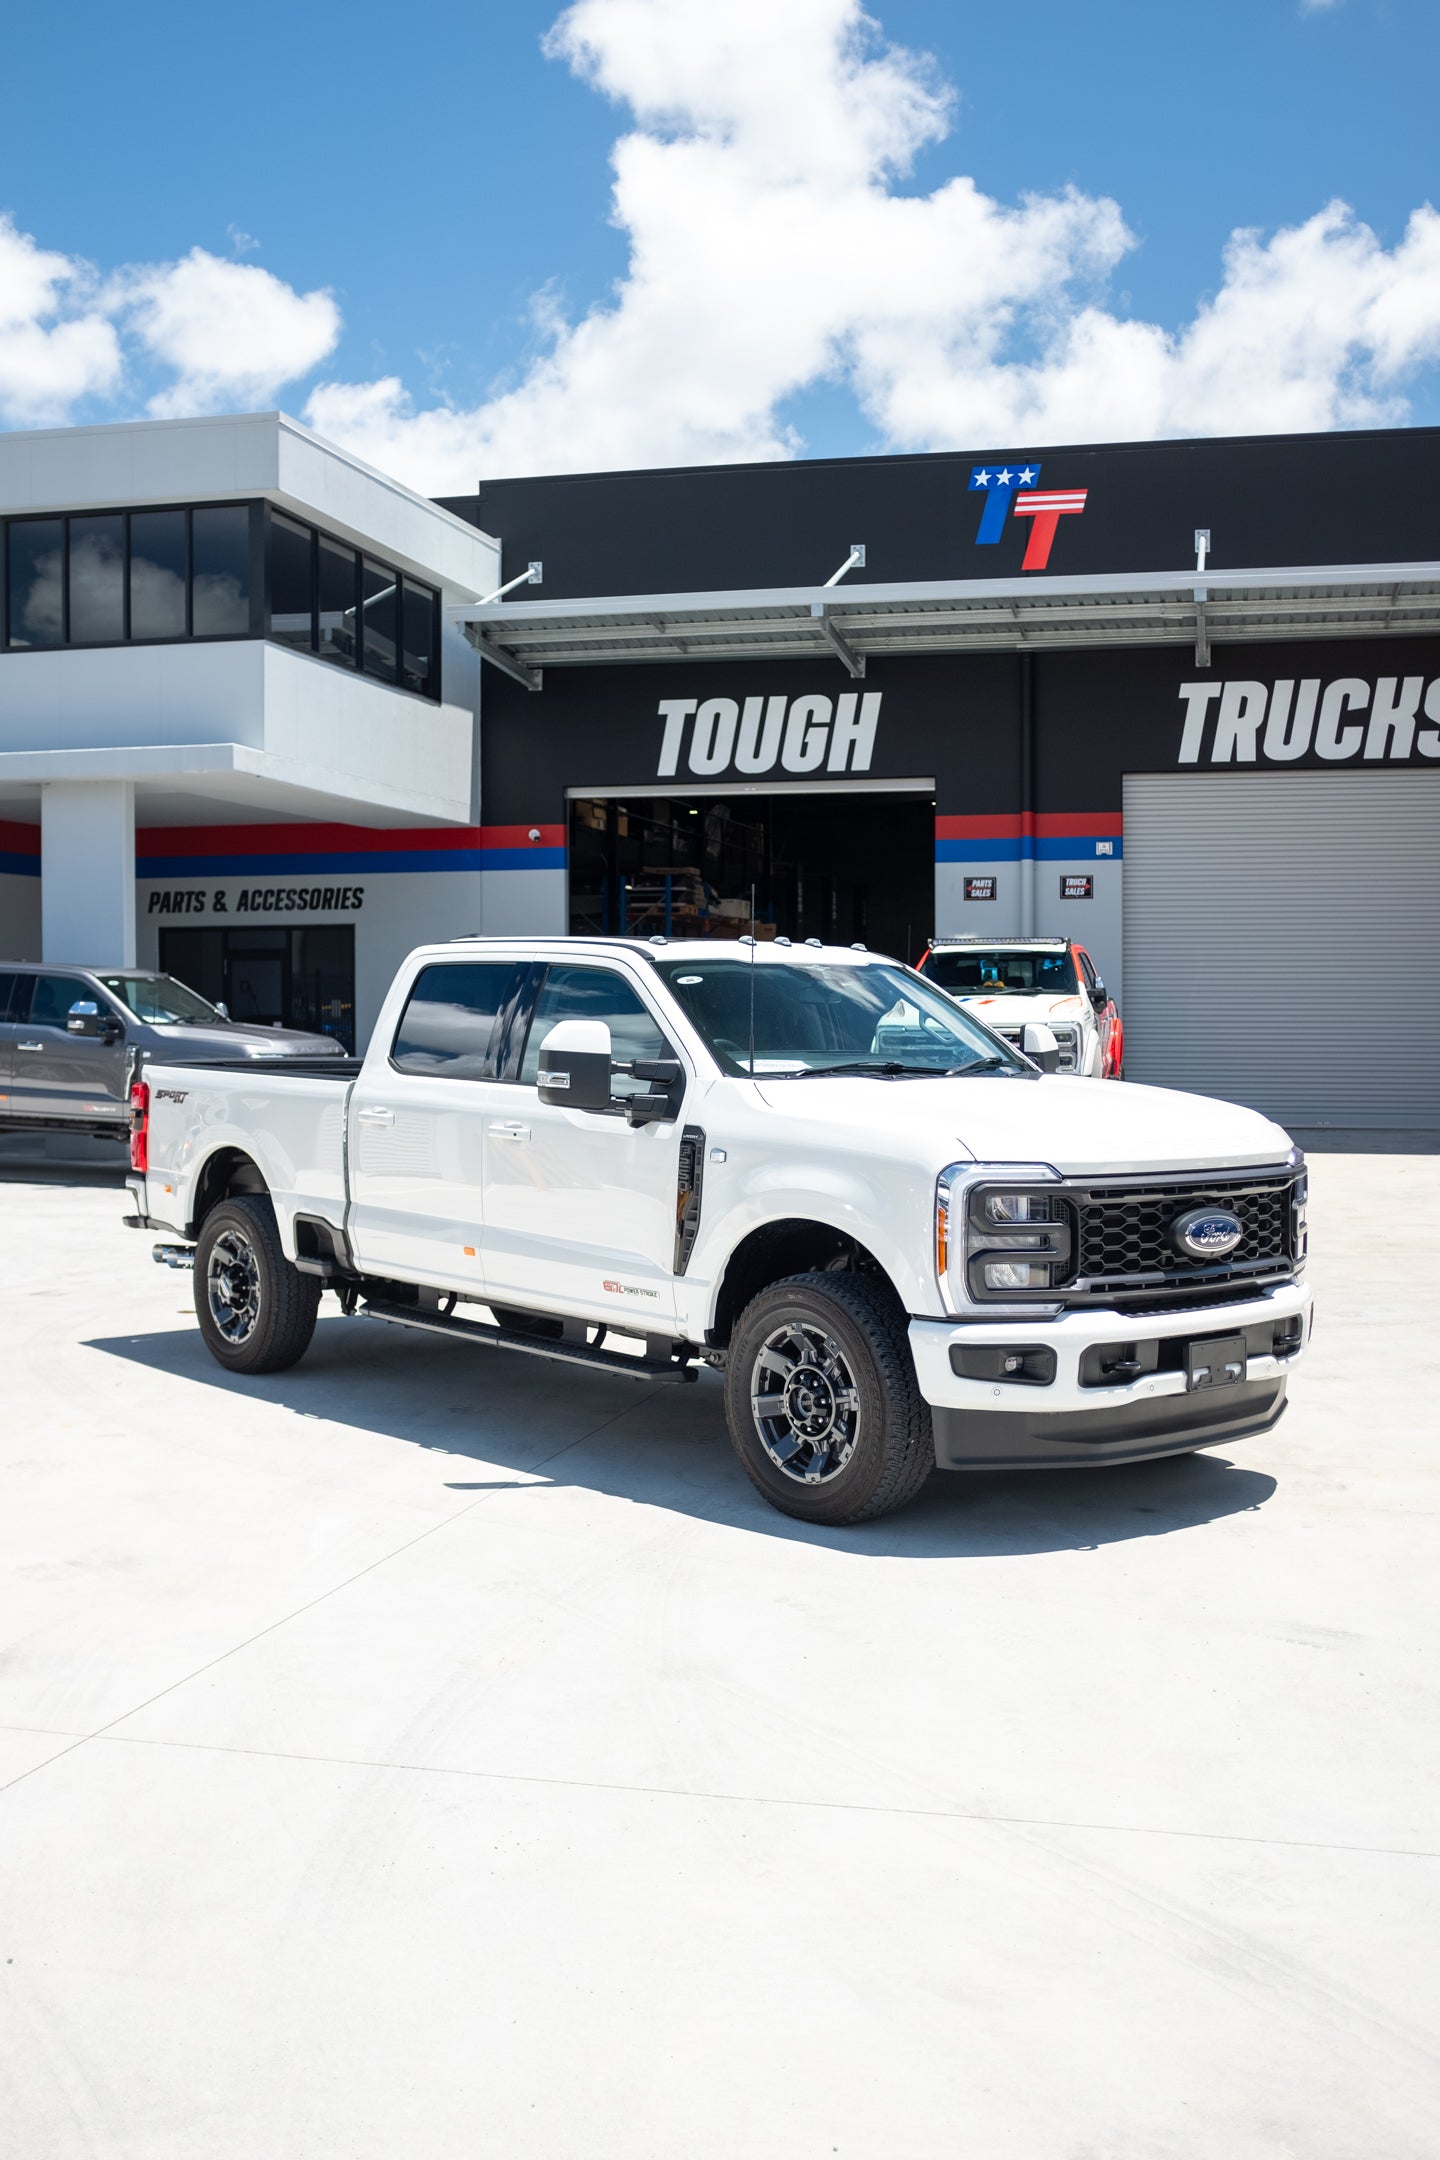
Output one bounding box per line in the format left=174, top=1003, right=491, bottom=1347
left=0, top=970, right=22, bottom=1107
left=480, top=961, right=687, bottom=1328
left=8, top=972, right=127, bottom=1123
left=345, top=957, right=532, bottom=1284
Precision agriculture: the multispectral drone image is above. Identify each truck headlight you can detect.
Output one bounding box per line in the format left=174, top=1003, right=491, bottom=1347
left=965, top=1168, right=1073, bottom=1301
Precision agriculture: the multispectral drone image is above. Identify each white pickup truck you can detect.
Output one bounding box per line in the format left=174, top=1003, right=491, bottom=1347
left=124, top=936, right=1311, bottom=1526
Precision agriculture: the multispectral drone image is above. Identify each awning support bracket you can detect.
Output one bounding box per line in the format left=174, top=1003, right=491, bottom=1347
left=465, top=625, right=543, bottom=692
left=810, top=601, right=866, bottom=679
left=1193, top=586, right=1209, bottom=667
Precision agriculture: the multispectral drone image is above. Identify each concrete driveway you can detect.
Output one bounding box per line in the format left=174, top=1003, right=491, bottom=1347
left=1, top=1146, right=1436, bottom=2158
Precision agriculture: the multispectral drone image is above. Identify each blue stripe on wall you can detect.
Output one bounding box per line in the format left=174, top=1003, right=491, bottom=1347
left=935, top=838, right=1123, bottom=863
left=136, top=848, right=568, bottom=878
left=0, top=852, right=42, bottom=877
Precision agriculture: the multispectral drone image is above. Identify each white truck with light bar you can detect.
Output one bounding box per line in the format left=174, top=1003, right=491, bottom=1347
left=124, top=936, right=1310, bottom=1526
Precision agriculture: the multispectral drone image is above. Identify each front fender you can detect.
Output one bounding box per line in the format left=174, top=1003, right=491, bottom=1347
left=680, top=1152, right=939, bottom=1335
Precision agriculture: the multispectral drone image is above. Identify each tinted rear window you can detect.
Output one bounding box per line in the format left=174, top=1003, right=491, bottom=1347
left=392, top=962, right=526, bottom=1079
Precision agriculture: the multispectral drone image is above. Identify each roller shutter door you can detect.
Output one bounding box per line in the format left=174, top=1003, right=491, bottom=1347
left=1122, top=770, right=1440, bottom=1128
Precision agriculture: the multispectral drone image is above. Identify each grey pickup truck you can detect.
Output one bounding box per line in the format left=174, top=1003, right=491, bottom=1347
left=0, top=963, right=343, bottom=1142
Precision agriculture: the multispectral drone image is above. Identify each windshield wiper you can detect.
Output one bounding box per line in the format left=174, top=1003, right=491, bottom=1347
left=786, top=1059, right=1009, bottom=1079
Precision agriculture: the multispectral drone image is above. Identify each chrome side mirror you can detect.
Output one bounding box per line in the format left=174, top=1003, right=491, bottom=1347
left=214, top=1000, right=230, bottom=1020
left=67, top=999, right=100, bottom=1034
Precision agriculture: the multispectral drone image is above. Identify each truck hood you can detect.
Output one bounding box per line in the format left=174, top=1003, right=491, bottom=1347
left=958, top=991, right=1089, bottom=1029
left=753, top=1073, right=1293, bottom=1176
left=146, top=1022, right=343, bottom=1058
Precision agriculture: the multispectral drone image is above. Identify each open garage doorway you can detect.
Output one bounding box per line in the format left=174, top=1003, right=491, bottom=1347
left=568, top=787, right=935, bottom=964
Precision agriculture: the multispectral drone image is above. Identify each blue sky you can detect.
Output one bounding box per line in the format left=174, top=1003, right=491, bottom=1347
left=1, top=0, right=1436, bottom=488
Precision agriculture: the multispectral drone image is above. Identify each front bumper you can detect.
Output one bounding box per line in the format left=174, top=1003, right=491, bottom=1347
left=909, top=1278, right=1311, bottom=1470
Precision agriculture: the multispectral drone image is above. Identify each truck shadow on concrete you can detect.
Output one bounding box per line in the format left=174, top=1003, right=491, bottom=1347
left=87, top=1311, right=1278, bottom=1560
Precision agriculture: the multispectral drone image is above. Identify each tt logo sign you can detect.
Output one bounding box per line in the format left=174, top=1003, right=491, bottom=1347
left=657, top=693, right=881, bottom=778
left=970, top=462, right=1087, bottom=570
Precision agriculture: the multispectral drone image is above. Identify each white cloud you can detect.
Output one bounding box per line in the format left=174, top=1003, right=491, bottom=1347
left=3, top=0, right=1438, bottom=480
left=119, top=249, right=340, bottom=418
left=0, top=215, right=122, bottom=425
left=301, top=0, right=1440, bottom=492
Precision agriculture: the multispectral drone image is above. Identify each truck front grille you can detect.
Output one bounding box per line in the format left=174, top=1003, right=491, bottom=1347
left=1065, top=1170, right=1300, bottom=1307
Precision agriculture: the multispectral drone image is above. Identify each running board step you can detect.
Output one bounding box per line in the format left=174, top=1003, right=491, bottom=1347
left=359, top=1297, right=699, bottom=1383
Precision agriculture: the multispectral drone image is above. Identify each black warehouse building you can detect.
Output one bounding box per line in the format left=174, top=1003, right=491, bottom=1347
left=442, top=426, right=1440, bottom=1133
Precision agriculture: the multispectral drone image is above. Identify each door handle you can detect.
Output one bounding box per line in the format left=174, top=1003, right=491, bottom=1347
left=491, top=1122, right=531, bottom=1141
left=355, top=1105, right=395, bottom=1125
left=17, top=1042, right=43, bottom=1053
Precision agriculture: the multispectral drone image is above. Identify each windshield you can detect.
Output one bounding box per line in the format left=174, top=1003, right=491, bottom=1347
left=922, top=947, right=1078, bottom=996
left=653, top=958, right=1026, bottom=1077
left=98, top=974, right=224, bottom=1025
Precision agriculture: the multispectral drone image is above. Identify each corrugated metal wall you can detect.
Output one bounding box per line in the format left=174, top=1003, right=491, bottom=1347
left=1123, top=771, right=1440, bottom=1128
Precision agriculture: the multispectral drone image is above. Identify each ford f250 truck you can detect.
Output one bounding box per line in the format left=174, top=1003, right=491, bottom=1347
left=123, top=937, right=1311, bottom=1526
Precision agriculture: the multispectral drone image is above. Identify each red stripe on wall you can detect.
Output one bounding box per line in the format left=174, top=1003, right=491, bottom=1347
left=0, top=819, right=41, bottom=855
left=135, top=820, right=566, bottom=858
left=935, top=811, right=1122, bottom=840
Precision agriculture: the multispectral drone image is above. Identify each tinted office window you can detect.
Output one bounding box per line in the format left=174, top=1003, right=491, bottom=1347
left=192, top=506, right=250, bottom=636
left=317, top=535, right=358, bottom=666
left=361, top=557, right=397, bottom=684
left=130, top=510, right=187, bottom=639
left=270, top=514, right=314, bottom=651
left=6, top=520, right=64, bottom=648
left=401, top=580, right=437, bottom=696
left=392, top=963, right=523, bottom=1079
left=68, top=515, right=125, bottom=643
left=520, top=966, right=668, bottom=1099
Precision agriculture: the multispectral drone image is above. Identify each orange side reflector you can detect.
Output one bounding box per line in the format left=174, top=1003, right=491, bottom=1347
left=463, top=1246, right=476, bottom=1257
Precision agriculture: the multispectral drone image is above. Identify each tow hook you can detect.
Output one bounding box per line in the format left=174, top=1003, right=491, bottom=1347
left=152, top=1243, right=196, bottom=1270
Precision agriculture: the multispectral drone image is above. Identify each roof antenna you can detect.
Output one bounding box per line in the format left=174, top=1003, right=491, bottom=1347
left=747, top=882, right=757, bottom=1079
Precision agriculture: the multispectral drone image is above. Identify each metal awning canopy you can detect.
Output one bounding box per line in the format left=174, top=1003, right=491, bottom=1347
left=448, top=561, right=1440, bottom=690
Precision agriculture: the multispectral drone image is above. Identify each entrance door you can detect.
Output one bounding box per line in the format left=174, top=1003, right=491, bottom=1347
left=480, top=960, right=686, bottom=1327
left=1123, top=770, right=1440, bottom=1127
left=345, top=957, right=531, bottom=1284
left=568, top=790, right=936, bottom=964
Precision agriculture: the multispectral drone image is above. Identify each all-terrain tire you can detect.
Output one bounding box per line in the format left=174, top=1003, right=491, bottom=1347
left=723, top=1270, right=934, bottom=1525
left=194, top=1195, right=321, bottom=1375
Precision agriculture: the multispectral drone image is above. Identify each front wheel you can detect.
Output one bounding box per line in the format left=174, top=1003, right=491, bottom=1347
left=194, top=1195, right=321, bottom=1375
left=723, top=1272, right=934, bottom=1525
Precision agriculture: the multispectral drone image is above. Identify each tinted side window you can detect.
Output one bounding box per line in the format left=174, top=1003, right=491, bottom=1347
left=0, top=971, right=20, bottom=1021
left=392, top=963, right=522, bottom=1079
left=28, top=974, right=89, bottom=1026
left=520, top=966, right=669, bottom=1099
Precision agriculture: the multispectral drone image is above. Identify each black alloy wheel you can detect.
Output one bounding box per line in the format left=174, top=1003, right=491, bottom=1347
left=193, top=1195, right=321, bottom=1375
left=723, top=1271, right=934, bottom=1525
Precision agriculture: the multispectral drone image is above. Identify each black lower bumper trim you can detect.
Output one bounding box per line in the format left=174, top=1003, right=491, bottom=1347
left=932, top=1378, right=1287, bottom=1470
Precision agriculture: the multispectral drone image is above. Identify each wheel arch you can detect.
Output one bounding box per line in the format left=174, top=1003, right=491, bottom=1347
left=185, top=1146, right=271, bottom=1238
left=707, top=1216, right=906, bottom=1348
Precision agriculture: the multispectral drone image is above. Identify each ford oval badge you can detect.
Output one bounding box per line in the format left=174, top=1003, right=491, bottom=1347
left=1171, top=1206, right=1243, bottom=1260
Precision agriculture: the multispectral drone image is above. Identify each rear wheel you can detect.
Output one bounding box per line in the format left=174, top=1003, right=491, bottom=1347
left=723, top=1272, right=934, bottom=1525
left=194, top=1195, right=320, bottom=1375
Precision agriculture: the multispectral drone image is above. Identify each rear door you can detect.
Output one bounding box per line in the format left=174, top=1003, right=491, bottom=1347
left=345, top=958, right=533, bottom=1284
left=9, top=972, right=129, bottom=1123
left=479, top=961, right=686, bottom=1326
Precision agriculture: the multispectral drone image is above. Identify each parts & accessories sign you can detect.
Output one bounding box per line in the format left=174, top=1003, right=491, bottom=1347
left=147, top=885, right=366, bottom=916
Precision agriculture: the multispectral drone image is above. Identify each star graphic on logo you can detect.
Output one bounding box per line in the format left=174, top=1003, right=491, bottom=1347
left=973, top=469, right=991, bottom=486
left=994, top=468, right=1013, bottom=487
left=1018, top=465, right=1038, bottom=486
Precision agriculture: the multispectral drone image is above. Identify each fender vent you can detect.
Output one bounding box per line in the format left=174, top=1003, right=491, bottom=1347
left=675, top=1126, right=705, bottom=1275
